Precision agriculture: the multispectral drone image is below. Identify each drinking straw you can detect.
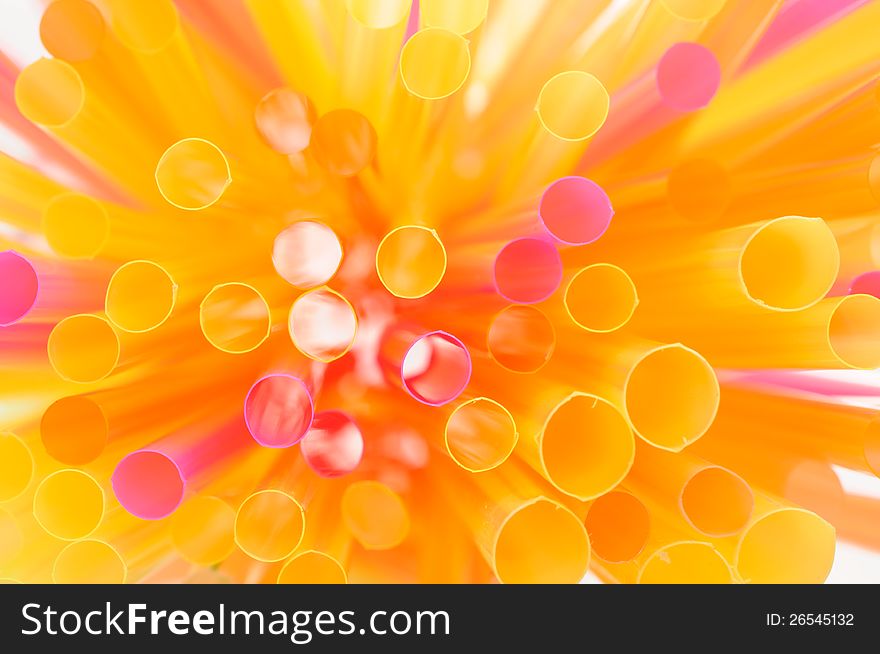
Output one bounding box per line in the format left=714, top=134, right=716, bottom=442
left=40, top=0, right=106, bottom=63
left=375, top=225, right=447, bottom=299
left=0, top=509, right=23, bottom=569
left=637, top=541, right=734, bottom=584
left=564, top=264, right=639, bottom=333
left=850, top=270, right=880, bottom=297
left=724, top=496, right=836, bottom=584
left=170, top=495, right=236, bottom=566
left=51, top=539, right=126, bottom=583
left=663, top=293, right=880, bottom=369
left=199, top=282, right=271, bottom=354
left=244, top=0, right=336, bottom=110
left=613, top=216, right=840, bottom=316
left=493, top=237, right=562, bottom=304
left=547, top=336, right=720, bottom=452
left=586, top=42, right=721, bottom=165
left=437, top=458, right=590, bottom=583
left=340, top=0, right=412, bottom=125
left=419, top=0, right=488, bottom=35
left=0, top=250, right=38, bottom=325
left=341, top=480, right=410, bottom=550
left=672, top=2, right=880, bottom=161
left=234, top=488, right=306, bottom=563
left=744, top=0, right=870, bottom=71
left=155, top=138, right=231, bottom=211
left=484, top=304, right=557, bottom=374
left=105, top=260, right=177, bottom=333
left=399, top=27, right=470, bottom=101
left=112, top=416, right=257, bottom=520
left=301, top=410, right=364, bottom=478
left=379, top=324, right=472, bottom=406
left=272, top=220, right=343, bottom=289
left=47, top=313, right=120, bottom=383
left=277, top=550, right=348, bottom=584
left=244, top=373, right=314, bottom=448
left=511, top=391, right=635, bottom=501
left=42, top=192, right=109, bottom=259
left=832, top=494, right=880, bottom=552
left=538, top=176, right=614, bottom=245
left=175, top=0, right=281, bottom=89
left=444, top=397, right=518, bottom=473
left=500, top=70, right=610, bottom=196
left=32, top=469, right=104, bottom=540
left=696, top=383, right=880, bottom=476
left=288, top=287, right=358, bottom=362
left=309, top=108, right=378, bottom=177
left=14, top=57, right=166, bottom=197
left=628, top=443, right=754, bottom=537
left=0, top=431, right=33, bottom=502
left=584, top=490, right=651, bottom=564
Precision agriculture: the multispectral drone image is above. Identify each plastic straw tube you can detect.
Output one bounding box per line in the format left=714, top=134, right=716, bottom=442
left=234, top=489, right=305, bottom=563
left=484, top=304, right=556, bottom=374
left=277, top=550, right=348, bottom=584
left=538, top=176, right=614, bottom=245
left=288, top=287, right=358, bottom=362
left=170, top=495, right=236, bottom=566
left=272, top=221, right=343, bottom=289
left=155, top=138, right=231, bottom=210
left=437, top=459, right=591, bottom=583
left=399, top=27, right=470, bottom=100
left=628, top=443, right=754, bottom=537
left=419, top=0, right=488, bottom=34
left=501, top=70, right=610, bottom=196
left=696, top=383, right=880, bottom=475
left=300, top=410, right=364, bottom=477
left=375, top=225, right=447, bottom=299
left=42, top=193, right=109, bottom=259
left=254, top=87, right=316, bottom=155
left=341, top=480, right=410, bottom=550
left=516, top=391, right=635, bottom=501
left=444, top=397, right=518, bottom=473
left=310, top=108, right=378, bottom=177
left=379, top=325, right=472, bottom=406
left=0, top=251, right=39, bottom=326
left=621, top=216, right=840, bottom=315
left=112, top=418, right=256, bottom=520
left=584, top=42, right=720, bottom=165
left=341, top=0, right=411, bottom=124
left=52, top=539, right=127, bottom=584
left=105, top=260, right=177, bottom=333
left=637, top=541, right=733, bottom=583
left=728, top=497, right=836, bottom=583
left=0, top=431, right=33, bottom=502
left=32, top=469, right=104, bottom=540
left=564, top=264, right=639, bottom=333
left=243, top=373, right=314, bottom=448
left=199, top=282, right=271, bottom=354
left=47, top=313, right=120, bottom=383
left=584, top=490, right=651, bottom=563
left=493, top=238, right=563, bottom=304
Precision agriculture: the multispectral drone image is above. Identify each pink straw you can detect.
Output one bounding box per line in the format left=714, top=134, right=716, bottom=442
left=583, top=42, right=720, bottom=165
left=539, top=177, right=614, bottom=246
left=493, top=238, right=563, bottom=304
left=301, top=410, right=364, bottom=477
left=850, top=271, right=880, bottom=298
left=112, top=418, right=255, bottom=519
left=0, top=251, right=39, bottom=326
left=744, top=0, right=871, bottom=71
left=380, top=325, right=472, bottom=406
left=243, top=373, right=314, bottom=448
